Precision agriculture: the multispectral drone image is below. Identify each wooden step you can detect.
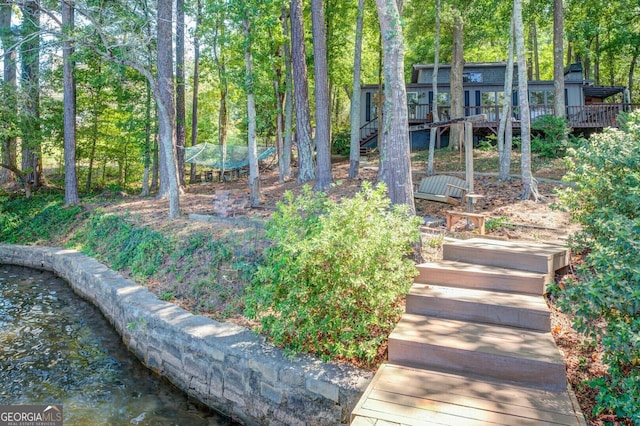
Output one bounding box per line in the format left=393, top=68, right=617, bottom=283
left=351, top=363, right=586, bottom=425
left=406, top=283, right=551, bottom=331
left=416, top=260, right=548, bottom=295
left=443, top=238, right=570, bottom=276
left=388, top=314, right=567, bottom=391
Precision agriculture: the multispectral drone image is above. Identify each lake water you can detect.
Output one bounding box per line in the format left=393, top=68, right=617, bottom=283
left=0, top=264, right=236, bottom=425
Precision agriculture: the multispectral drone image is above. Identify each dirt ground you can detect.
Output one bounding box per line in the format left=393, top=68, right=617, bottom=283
left=104, top=157, right=607, bottom=424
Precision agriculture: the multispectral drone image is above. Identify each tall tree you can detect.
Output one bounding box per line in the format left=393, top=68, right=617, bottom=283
left=0, top=0, right=17, bottom=184
left=242, top=16, right=260, bottom=207
left=290, top=0, right=315, bottom=184
left=498, top=16, right=515, bottom=182
left=157, top=0, right=180, bottom=217
left=426, top=0, right=441, bottom=175
left=189, top=0, right=201, bottom=184
left=514, top=0, right=537, bottom=200
left=553, top=0, right=565, bottom=119
left=62, top=0, right=79, bottom=205
left=311, top=0, right=332, bottom=191
left=211, top=5, right=229, bottom=177
left=279, top=5, right=292, bottom=182
left=20, top=1, right=42, bottom=189
left=375, top=0, right=415, bottom=214
left=449, top=10, right=464, bottom=150
left=348, top=0, right=365, bottom=179
left=175, top=0, right=186, bottom=187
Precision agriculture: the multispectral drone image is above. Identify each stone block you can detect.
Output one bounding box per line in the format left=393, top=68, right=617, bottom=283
left=260, top=382, right=284, bottom=404
left=306, top=377, right=339, bottom=402
left=249, top=358, right=278, bottom=382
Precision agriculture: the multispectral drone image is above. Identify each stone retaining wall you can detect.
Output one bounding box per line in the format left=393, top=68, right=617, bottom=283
left=0, top=245, right=372, bottom=425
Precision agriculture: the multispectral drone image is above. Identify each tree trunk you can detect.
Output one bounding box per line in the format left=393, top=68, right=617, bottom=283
left=20, top=1, right=42, bottom=189
left=427, top=0, right=441, bottom=175
left=189, top=0, right=201, bottom=184
left=553, top=0, right=565, bottom=119
left=141, top=80, right=152, bottom=196
left=375, top=0, right=415, bottom=214
left=0, top=1, right=17, bottom=184
left=628, top=45, right=639, bottom=102
left=529, top=17, right=540, bottom=80
left=514, top=0, right=535, bottom=201
left=243, top=18, right=260, bottom=207
left=212, top=13, right=228, bottom=177
left=348, top=0, right=365, bottom=179
left=62, top=0, right=79, bottom=205
left=175, top=0, right=186, bottom=187
left=449, top=12, right=464, bottom=150
left=311, top=0, right=332, bottom=191
left=290, top=0, right=315, bottom=183
left=156, top=0, right=180, bottom=218
left=498, top=17, right=515, bottom=182
left=281, top=5, right=293, bottom=182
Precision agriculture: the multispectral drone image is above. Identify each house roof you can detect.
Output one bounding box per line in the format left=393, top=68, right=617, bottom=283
left=583, top=85, right=626, bottom=100
left=411, top=62, right=510, bottom=83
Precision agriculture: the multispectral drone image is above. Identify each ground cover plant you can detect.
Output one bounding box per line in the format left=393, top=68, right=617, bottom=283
left=556, top=111, right=640, bottom=422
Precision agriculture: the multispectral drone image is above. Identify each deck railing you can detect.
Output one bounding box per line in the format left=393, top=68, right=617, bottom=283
left=406, top=103, right=640, bottom=128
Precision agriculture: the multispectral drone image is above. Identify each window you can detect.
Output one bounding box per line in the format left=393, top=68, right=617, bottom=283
left=481, top=91, right=504, bottom=120
left=463, top=72, right=483, bottom=83
left=407, top=92, right=419, bottom=118
left=530, top=90, right=554, bottom=105
left=481, top=91, right=505, bottom=106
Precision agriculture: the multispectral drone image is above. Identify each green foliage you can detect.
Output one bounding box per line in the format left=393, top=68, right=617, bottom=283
left=555, top=111, right=640, bottom=421
left=531, top=114, right=571, bottom=158
left=73, top=213, right=171, bottom=279
left=476, top=135, right=497, bottom=151
left=0, top=192, right=86, bottom=244
left=331, top=126, right=351, bottom=156
left=245, top=183, right=421, bottom=365
left=485, top=216, right=511, bottom=232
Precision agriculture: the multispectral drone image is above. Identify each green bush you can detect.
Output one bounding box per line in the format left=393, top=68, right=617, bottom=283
left=331, top=126, right=351, bottom=156
left=531, top=114, right=571, bottom=158
left=245, top=182, right=421, bottom=365
left=556, top=111, right=640, bottom=421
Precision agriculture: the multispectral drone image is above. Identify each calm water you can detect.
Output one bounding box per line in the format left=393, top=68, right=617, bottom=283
left=0, top=264, right=236, bottom=426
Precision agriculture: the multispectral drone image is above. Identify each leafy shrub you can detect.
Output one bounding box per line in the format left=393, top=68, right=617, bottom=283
left=531, top=114, right=571, bottom=158
left=245, top=183, right=421, bottom=365
left=331, top=126, right=351, bottom=156
left=555, top=111, right=640, bottom=421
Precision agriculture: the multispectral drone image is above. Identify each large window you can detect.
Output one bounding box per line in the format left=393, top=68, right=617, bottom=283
left=481, top=91, right=505, bottom=106
left=436, top=92, right=450, bottom=120
left=481, top=91, right=505, bottom=120
left=530, top=90, right=554, bottom=105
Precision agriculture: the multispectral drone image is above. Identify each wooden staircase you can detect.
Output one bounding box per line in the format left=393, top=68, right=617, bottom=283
left=351, top=237, right=586, bottom=425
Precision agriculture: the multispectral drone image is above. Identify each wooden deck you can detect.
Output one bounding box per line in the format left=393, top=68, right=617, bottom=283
left=360, top=103, right=640, bottom=146
left=351, top=364, right=586, bottom=426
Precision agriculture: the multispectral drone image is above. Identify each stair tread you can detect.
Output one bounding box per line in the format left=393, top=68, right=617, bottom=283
left=409, top=283, right=549, bottom=312
left=351, top=363, right=585, bottom=426
left=389, top=313, right=564, bottom=365
left=417, top=260, right=547, bottom=279
left=445, top=237, right=568, bottom=257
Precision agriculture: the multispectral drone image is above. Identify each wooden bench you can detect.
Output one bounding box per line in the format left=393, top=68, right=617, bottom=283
left=446, top=210, right=486, bottom=235
left=414, top=175, right=468, bottom=205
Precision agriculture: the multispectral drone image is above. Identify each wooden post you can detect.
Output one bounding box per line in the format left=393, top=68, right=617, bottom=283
left=465, top=121, right=474, bottom=213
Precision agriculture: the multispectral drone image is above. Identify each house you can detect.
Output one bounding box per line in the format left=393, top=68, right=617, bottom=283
left=359, top=62, right=634, bottom=150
